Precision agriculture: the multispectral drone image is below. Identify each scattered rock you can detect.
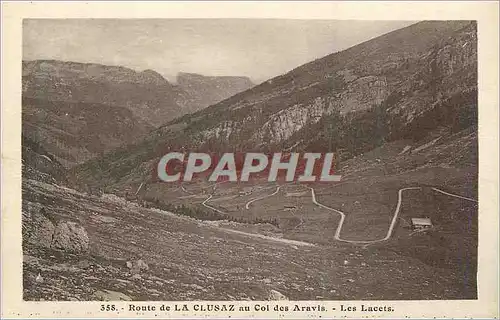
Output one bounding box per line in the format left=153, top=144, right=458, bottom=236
left=127, top=259, right=149, bottom=274
left=35, top=273, right=44, bottom=283
left=130, top=274, right=142, bottom=281
left=76, top=260, right=91, bottom=269
left=93, top=289, right=132, bottom=301
left=51, top=221, right=90, bottom=254
left=23, top=254, right=39, bottom=265
left=91, top=215, right=117, bottom=224
left=399, top=145, right=412, bottom=155
left=147, top=288, right=162, bottom=296
left=188, top=284, right=205, bottom=290
left=136, top=259, right=149, bottom=270
left=267, top=289, right=288, bottom=301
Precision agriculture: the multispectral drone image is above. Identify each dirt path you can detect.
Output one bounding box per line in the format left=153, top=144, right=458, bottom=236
left=186, top=181, right=478, bottom=246
left=241, top=183, right=478, bottom=245
left=201, top=194, right=227, bottom=215
left=215, top=227, right=315, bottom=247
left=431, top=187, right=478, bottom=202
left=244, top=185, right=281, bottom=209
left=309, top=186, right=478, bottom=244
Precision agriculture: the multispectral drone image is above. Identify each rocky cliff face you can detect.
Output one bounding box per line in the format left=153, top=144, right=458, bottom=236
left=175, top=72, right=254, bottom=112
left=74, top=21, right=477, bottom=187
left=189, top=21, right=477, bottom=152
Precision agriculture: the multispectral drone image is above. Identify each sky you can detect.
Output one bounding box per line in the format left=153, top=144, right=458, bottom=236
left=23, top=19, right=415, bottom=83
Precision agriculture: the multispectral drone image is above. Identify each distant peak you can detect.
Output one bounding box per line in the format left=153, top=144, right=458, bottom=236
left=139, top=69, right=171, bottom=85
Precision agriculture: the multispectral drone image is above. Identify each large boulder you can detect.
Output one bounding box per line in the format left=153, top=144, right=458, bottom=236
left=267, top=289, right=289, bottom=301
left=51, top=221, right=90, bottom=253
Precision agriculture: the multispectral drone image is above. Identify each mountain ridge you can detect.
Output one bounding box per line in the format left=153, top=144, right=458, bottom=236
left=71, top=20, right=477, bottom=189
left=22, top=60, right=257, bottom=168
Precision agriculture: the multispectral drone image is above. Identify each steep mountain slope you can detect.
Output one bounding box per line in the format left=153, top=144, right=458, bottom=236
left=22, top=60, right=258, bottom=167
left=22, top=135, right=68, bottom=184
left=175, top=72, right=254, bottom=112
left=23, top=60, right=184, bottom=127
left=73, top=21, right=477, bottom=189
left=22, top=97, right=153, bottom=167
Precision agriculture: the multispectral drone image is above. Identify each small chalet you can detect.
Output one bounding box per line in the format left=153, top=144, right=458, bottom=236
left=411, top=217, right=433, bottom=230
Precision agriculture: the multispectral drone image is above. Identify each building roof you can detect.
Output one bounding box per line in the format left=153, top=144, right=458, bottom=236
left=411, top=218, right=433, bottom=226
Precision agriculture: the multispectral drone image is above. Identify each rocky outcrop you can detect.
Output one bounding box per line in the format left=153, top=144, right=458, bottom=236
left=335, top=76, right=389, bottom=114
left=22, top=207, right=90, bottom=254
left=126, top=259, right=149, bottom=274
left=254, top=98, right=329, bottom=143
left=267, top=289, right=289, bottom=301
left=51, top=221, right=90, bottom=254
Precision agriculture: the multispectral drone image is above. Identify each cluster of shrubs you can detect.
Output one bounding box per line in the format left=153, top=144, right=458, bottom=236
left=142, top=197, right=279, bottom=227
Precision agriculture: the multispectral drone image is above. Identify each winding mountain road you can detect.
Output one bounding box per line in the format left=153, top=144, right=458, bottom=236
left=431, top=187, right=479, bottom=202
left=245, top=185, right=282, bottom=209
left=309, top=186, right=421, bottom=244
left=243, top=184, right=478, bottom=244
left=310, top=186, right=477, bottom=244
left=186, top=181, right=478, bottom=245
left=201, top=194, right=227, bottom=215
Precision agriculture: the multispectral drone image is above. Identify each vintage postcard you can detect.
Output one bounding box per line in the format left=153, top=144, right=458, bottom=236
left=1, top=1, right=499, bottom=319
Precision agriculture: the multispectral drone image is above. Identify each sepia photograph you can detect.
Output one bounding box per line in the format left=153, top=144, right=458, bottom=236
left=1, top=1, right=498, bottom=319
left=20, top=17, right=480, bottom=301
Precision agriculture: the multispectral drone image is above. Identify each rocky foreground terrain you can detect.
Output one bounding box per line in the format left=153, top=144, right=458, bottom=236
left=22, top=176, right=476, bottom=301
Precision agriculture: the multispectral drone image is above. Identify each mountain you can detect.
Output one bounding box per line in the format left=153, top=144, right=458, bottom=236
left=22, top=60, right=258, bottom=167
left=22, top=60, right=183, bottom=127
left=23, top=20, right=479, bottom=301
left=22, top=60, right=180, bottom=167
left=175, top=72, right=254, bottom=112
left=73, top=21, right=477, bottom=189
